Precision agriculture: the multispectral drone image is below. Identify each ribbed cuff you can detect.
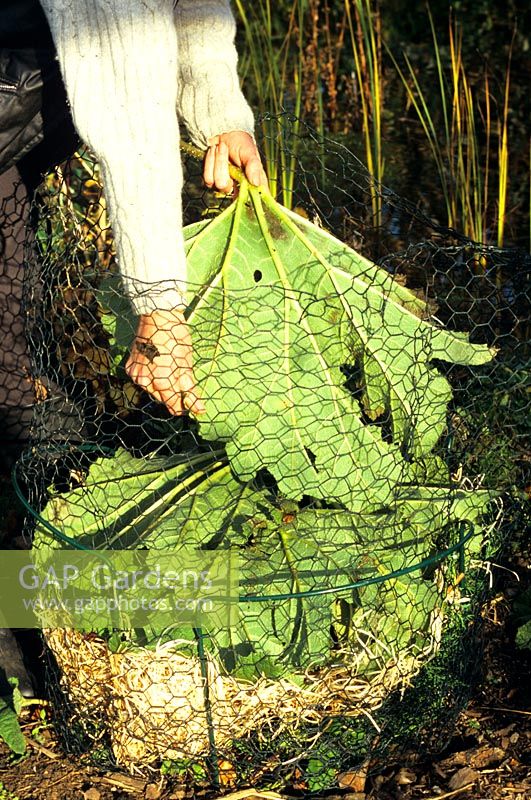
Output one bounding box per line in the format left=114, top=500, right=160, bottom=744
left=127, top=284, right=188, bottom=316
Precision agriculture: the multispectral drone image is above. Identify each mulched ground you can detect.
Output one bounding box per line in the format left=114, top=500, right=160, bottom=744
left=0, top=669, right=529, bottom=800
left=1, top=474, right=529, bottom=800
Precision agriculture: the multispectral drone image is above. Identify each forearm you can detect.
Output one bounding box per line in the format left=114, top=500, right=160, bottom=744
left=40, top=0, right=187, bottom=314
left=175, top=0, right=255, bottom=147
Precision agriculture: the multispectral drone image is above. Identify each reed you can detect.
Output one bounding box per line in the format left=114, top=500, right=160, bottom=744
left=234, top=0, right=305, bottom=208
left=345, top=0, right=385, bottom=228
left=235, top=1, right=353, bottom=207
left=496, top=35, right=513, bottom=248
left=235, top=3, right=521, bottom=248
left=389, top=7, right=513, bottom=248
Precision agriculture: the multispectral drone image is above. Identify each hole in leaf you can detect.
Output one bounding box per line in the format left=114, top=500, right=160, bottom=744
left=218, top=642, right=254, bottom=673
left=253, top=269, right=262, bottom=282
left=304, top=447, right=318, bottom=470
left=340, top=362, right=363, bottom=400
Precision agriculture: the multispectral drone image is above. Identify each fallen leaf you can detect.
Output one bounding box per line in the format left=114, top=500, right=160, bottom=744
left=448, top=766, right=480, bottom=791
left=32, top=377, right=49, bottom=401
left=496, top=724, right=516, bottom=737
left=218, top=760, right=237, bottom=788
left=338, top=764, right=368, bottom=792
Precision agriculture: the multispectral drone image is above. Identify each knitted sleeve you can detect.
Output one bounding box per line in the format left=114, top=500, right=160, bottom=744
left=175, top=0, right=255, bottom=147
left=39, top=0, right=188, bottom=315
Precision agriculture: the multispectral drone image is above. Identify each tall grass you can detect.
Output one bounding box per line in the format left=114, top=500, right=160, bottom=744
left=234, top=0, right=305, bottom=207
left=234, top=2, right=524, bottom=248
left=389, top=8, right=513, bottom=248
left=236, top=0, right=386, bottom=219
left=345, top=0, right=385, bottom=227
left=497, top=39, right=513, bottom=248
left=235, top=0, right=353, bottom=207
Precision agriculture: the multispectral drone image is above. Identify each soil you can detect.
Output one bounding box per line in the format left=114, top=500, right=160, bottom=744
left=1, top=477, right=530, bottom=800
left=1, top=579, right=529, bottom=800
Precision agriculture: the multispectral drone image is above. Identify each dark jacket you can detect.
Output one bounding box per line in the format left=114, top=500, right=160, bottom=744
left=0, top=0, right=78, bottom=176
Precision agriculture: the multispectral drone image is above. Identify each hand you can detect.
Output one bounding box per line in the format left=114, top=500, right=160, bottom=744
left=125, top=309, right=206, bottom=416
left=203, top=131, right=268, bottom=195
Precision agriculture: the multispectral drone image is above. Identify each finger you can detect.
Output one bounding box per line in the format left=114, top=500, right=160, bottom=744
left=178, top=370, right=207, bottom=415
left=203, top=144, right=216, bottom=188
left=154, top=383, right=185, bottom=416
left=234, top=137, right=268, bottom=189
left=183, top=390, right=206, bottom=416
left=132, top=371, right=179, bottom=411
left=152, top=365, right=206, bottom=417
left=156, top=382, right=204, bottom=417
left=132, top=376, right=172, bottom=409
left=126, top=362, right=204, bottom=417
left=213, top=142, right=233, bottom=194
left=244, top=155, right=268, bottom=188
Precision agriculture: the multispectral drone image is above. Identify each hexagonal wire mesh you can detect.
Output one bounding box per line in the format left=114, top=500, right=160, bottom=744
left=5, top=115, right=530, bottom=788
left=0, top=168, right=34, bottom=467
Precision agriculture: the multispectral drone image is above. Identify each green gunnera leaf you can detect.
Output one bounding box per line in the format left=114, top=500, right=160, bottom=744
left=180, top=182, right=494, bottom=512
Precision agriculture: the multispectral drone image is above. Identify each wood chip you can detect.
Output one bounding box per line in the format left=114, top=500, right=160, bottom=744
left=448, top=767, right=480, bottom=791
left=424, top=785, right=476, bottom=800
left=167, top=789, right=187, bottom=800
left=395, top=767, right=416, bottom=785
left=210, top=791, right=284, bottom=800
left=100, top=772, right=146, bottom=792
left=439, top=744, right=505, bottom=772
left=469, top=745, right=505, bottom=768
left=496, top=723, right=516, bottom=737
left=437, top=752, right=467, bottom=770
left=82, top=789, right=101, bottom=800
left=218, top=759, right=237, bottom=788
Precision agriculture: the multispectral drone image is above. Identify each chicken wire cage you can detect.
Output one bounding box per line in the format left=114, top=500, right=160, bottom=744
left=5, top=116, right=530, bottom=788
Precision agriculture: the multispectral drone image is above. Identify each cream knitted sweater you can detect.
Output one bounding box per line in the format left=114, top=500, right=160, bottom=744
left=39, top=0, right=255, bottom=314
